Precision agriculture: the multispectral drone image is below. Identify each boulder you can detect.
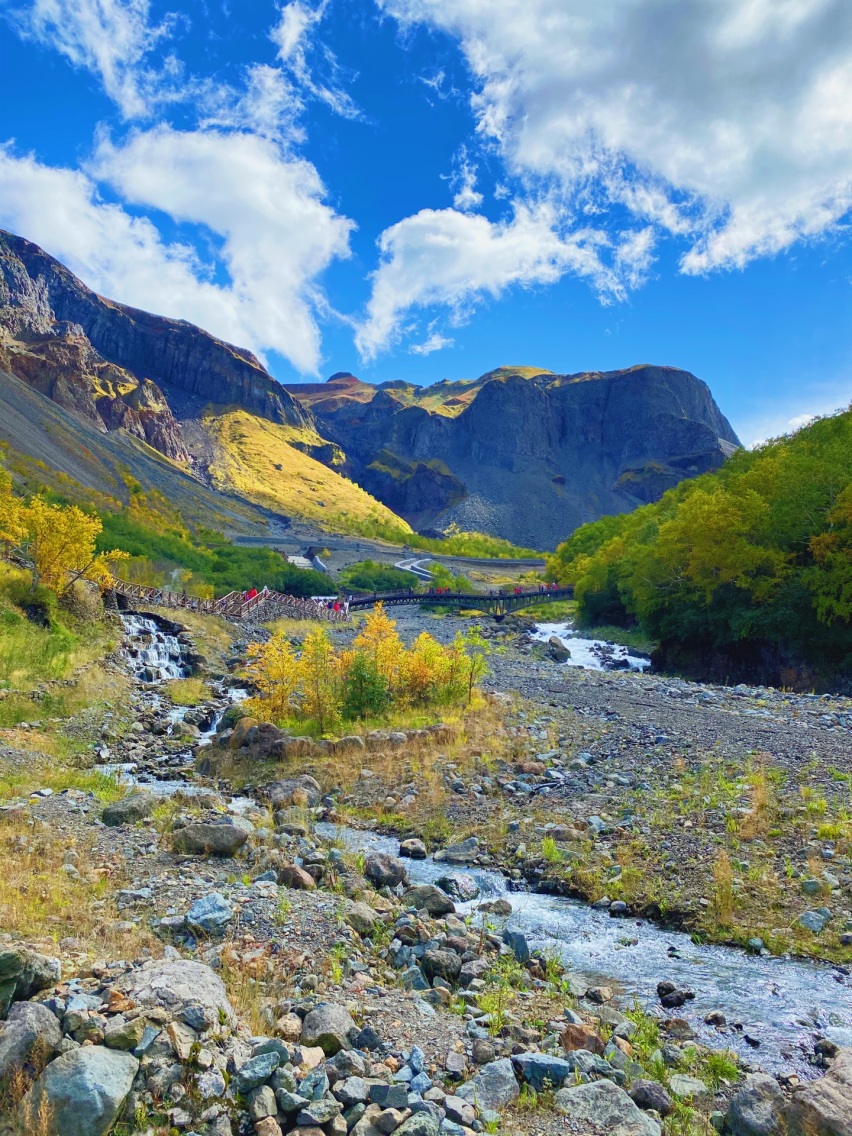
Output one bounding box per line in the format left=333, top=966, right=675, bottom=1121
left=555, top=1079, right=661, bottom=1136
left=101, top=790, right=156, bottom=826
left=725, top=1074, right=785, bottom=1136
left=267, top=775, right=323, bottom=806
left=0, top=1000, right=62, bottom=1086
left=669, top=1074, right=708, bottom=1099
left=364, top=852, right=408, bottom=889
left=0, top=946, right=61, bottom=1016
left=343, top=902, right=380, bottom=936
left=435, top=874, right=479, bottom=902
left=457, top=1058, right=519, bottom=1111
left=787, top=1048, right=852, bottom=1136
left=442, top=837, right=480, bottom=864
left=630, top=1079, right=674, bottom=1118
left=20, top=1045, right=138, bottom=1136
left=172, top=819, right=249, bottom=856
left=184, top=893, right=233, bottom=935
left=399, top=839, right=427, bottom=860
left=559, top=1022, right=605, bottom=1055
left=547, top=636, right=571, bottom=662
left=114, top=958, right=235, bottom=1029
left=395, top=1115, right=440, bottom=1136
left=502, top=928, right=530, bottom=963
left=512, top=1052, right=574, bottom=1090
left=301, top=1003, right=358, bottom=1056
left=229, top=715, right=260, bottom=749
left=278, top=865, right=317, bottom=890
left=421, top=950, right=462, bottom=984
left=402, top=885, right=455, bottom=916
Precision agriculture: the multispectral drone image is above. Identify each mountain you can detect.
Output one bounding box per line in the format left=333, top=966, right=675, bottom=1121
left=0, top=229, right=740, bottom=550
left=0, top=231, right=410, bottom=539
left=286, top=366, right=741, bottom=548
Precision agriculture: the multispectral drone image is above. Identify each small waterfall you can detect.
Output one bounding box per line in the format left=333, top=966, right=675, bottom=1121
left=120, top=614, right=188, bottom=682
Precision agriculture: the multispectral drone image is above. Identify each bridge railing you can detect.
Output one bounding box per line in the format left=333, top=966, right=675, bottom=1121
left=107, top=578, right=349, bottom=622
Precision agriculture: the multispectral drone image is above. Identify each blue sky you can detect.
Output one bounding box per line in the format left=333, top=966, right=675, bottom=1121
left=1, top=0, right=851, bottom=445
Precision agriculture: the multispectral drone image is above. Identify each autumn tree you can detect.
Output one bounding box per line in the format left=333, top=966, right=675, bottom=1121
left=15, top=498, right=127, bottom=595
left=300, top=628, right=340, bottom=732
left=247, top=633, right=303, bottom=722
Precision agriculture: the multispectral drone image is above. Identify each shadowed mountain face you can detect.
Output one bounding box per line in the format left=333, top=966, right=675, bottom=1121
left=287, top=367, right=742, bottom=549
left=0, top=229, right=310, bottom=465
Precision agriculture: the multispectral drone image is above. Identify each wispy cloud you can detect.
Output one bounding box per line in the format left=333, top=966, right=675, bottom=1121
left=410, top=331, right=454, bottom=355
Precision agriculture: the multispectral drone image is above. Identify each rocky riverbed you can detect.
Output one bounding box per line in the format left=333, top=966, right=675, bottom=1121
left=0, top=606, right=850, bottom=1136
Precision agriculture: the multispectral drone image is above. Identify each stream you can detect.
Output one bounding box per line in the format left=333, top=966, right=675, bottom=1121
left=532, top=621, right=651, bottom=672
left=116, top=613, right=852, bottom=1076
left=321, top=824, right=852, bottom=1075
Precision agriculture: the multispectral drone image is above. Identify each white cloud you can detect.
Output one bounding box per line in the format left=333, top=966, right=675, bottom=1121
left=410, top=332, right=454, bottom=355
left=199, top=64, right=306, bottom=146
left=6, top=0, right=179, bottom=118
left=356, top=202, right=620, bottom=360
left=738, top=387, right=852, bottom=448
left=270, top=0, right=359, bottom=119
left=380, top=0, right=852, bottom=272
left=0, top=136, right=353, bottom=373
left=451, top=149, right=483, bottom=211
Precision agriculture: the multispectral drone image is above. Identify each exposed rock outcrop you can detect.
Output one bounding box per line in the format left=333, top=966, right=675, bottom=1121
left=289, top=365, right=741, bottom=549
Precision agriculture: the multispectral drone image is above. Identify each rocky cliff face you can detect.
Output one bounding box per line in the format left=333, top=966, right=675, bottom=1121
left=0, top=230, right=311, bottom=466
left=289, top=366, right=741, bottom=548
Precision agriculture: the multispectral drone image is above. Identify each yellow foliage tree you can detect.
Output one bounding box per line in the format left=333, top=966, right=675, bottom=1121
left=352, top=604, right=406, bottom=694
left=300, top=628, right=340, bottom=733
left=247, top=632, right=304, bottom=722
left=0, top=469, right=25, bottom=547
left=16, top=497, right=127, bottom=595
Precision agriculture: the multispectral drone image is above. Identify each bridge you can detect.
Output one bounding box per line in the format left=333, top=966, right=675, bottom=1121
left=347, top=586, right=573, bottom=619
left=108, top=579, right=349, bottom=622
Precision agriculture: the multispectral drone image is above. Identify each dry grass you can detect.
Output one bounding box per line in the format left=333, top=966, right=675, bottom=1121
left=163, top=676, right=210, bottom=706
left=169, top=609, right=236, bottom=671
left=0, top=814, right=159, bottom=960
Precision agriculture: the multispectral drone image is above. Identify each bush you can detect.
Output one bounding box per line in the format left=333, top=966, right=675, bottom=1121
left=339, top=560, right=414, bottom=593
left=341, top=654, right=391, bottom=720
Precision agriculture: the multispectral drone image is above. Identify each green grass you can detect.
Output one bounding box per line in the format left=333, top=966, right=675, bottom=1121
left=577, top=623, right=657, bottom=652
left=0, top=763, right=125, bottom=802
left=163, top=677, right=210, bottom=706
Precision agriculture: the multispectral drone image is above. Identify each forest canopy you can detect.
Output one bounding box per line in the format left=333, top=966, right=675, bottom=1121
left=546, top=407, right=852, bottom=686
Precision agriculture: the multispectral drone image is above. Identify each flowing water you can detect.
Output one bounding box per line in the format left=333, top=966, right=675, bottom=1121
left=114, top=615, right=852, bottom=1074
left=533, top=621, right=651, bottom=672
left=120, top=614, right=188, bottom=682
left=320, top=824, right=852, bottom=1076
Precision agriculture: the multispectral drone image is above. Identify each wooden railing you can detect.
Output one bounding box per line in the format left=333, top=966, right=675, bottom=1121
left=108, top=578, right=349, bottom=622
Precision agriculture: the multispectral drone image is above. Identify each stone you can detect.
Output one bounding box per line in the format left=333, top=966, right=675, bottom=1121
left=787, top=1048, right=852, bottom=1136
left=559, top=1022, right=605, bottom=1055
left=442, top=837, right=479, bottom=864
left=371, top=1084, right=410, bottom=1109
left=512, top=1053, right=574, bottom=1090
left=725, top=1074, right=785, bottom=1136
left=402, top=885, right=456, bottom=916
left=0, top=1000, right=62, bottom=1086
left=297, top=1097, right=344, bottom=1125
left=278, top=864, right=317, bottom=890
left=114, top=959, right=235, bottom=1029
left=184, top=892, right=234, bottom=935
left=669, top=1074, right=709, bottom=1099
left=399, top=839, right=427, bottom=860
left=421, top=949, right=462, bottom=984
left=101, top=790, right=156, bottom=826
left=249, top=1083, right=278, bottom=1120
left=232, top=1051, right=280, bottom=1093
left=334, top=1076, right=370, bottom=1106
left=457, top=1058, right=519, bottom=1111
left=254, top=1119, right=283, bottom=1136
left=502, top=929, right=530, bottom=964
left=300, top=1003, right=358, bottom=1056
left=375, top=1107, right=410, bottom=1132
left=435, top=874, right=479, bottom=903
left=443, top=1095, right=475, bottom=1126
left=555, top=1079, right=661, bottom=1136
left=0, top=946, right=61, bottom=1015
left=548, top=636, right=571, bottom=662
left=344, top=901, right=381, bottom=936
left=19, top=1045, right=138, bottom=1136
left=103, top=1016, right=147, bottom=1052
left=395, top=1114, right=440, bottom=1136
left=630, top=1079, right=674, bottom=1117
left=365, top=852, right=408, bottom=888
left=797, top=910, right=829, bottom=934
left=172, top=820, right=249, bottom=856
